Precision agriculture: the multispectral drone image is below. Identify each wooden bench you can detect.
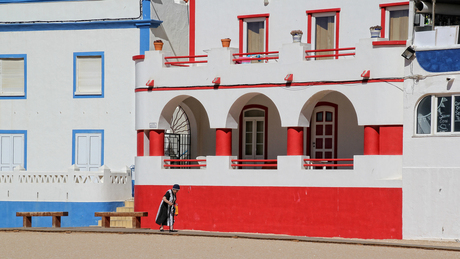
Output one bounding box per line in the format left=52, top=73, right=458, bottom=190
left=16, top=212, right=69, bottom=228
left=95, top=212, right=148, bottom=228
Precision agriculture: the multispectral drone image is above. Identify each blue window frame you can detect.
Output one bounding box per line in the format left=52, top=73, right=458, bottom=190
left=73, top=52, right=104, bottom=98
left=0, top=54, right=27, bottom=99
left=0, top=130, right=27, bottom=170
left=72, top=130, right=104, bottom=171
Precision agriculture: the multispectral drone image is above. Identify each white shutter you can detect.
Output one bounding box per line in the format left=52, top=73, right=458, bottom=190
left=0, top=59, right=25, bottom=95
left=76, top=56, right=102, bottom=94
left=75, top=133, right=101, bottom=171
left=0, top=134, right=24, bottom=171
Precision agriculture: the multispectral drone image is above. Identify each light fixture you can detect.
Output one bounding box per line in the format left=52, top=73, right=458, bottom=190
left=264, top=0, right=269, bottom=6
left=212, top=77, right=221, bottom=84
left=401, top=46, right=415, bottom=60
left=361, top=70, right=370, bottom=78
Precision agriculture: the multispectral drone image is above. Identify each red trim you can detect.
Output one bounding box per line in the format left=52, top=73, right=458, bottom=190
left=381, top=8, right=386, bottom=38
left=307, top=14, right=312, bottom=44
left=132, top=55, right=145, bottom=61
left=135, top=79, right=405, bottom=92
left=149, top=130, right=164, bottom=156
left=216, top=128, right=232, bottom=156
left=372, top=40, right=407, bottom=46
left=306, top=126, right=311, bottom=156
left=364, top=126, right=380, bottom=155
left=237, top=13, right=270, bottom=19
left=335, top=11, right=340, bottom=59
left=238, top=105, right=268, bottom=160
left=306, top=8, right=340, bottom=14
left=265, top=16, right=269, bottom=53
left=308, top=102, right=338, bottom=159
left=239, top=19, right=244, bottom=52
left=189, top=0, right=196, bottom=61
left=137, top=130, right=144, bottom=156
left=287, top=127, right=304, bottom=155
left=135, top=185, right=402, bottom=239
left=379, top=2, right=409, bottom=38
left=379, top=1, right=409, bottom=8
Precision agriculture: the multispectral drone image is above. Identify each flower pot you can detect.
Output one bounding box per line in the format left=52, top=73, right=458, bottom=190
left=154, top=42, right=164, bottom=51
left=292, top=34, right=303, bottom=43
left=221, top=38, right=231, bottom=47
left=370, top=29, right=381, bottom=38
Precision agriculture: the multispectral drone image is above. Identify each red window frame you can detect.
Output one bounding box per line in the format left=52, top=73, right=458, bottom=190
left=306, top=8, right=341, bottom=59
left=379, top=2, right=409, bottom=39
left=237, top=14, right=270, bottom=53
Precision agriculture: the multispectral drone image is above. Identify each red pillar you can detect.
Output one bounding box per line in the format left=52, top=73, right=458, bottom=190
left=137, top=130, right=144, bottom=156
left=149, top=130, right=164, bottom=156
left=364, top=126, right=380, bottom=155
left=216, top=128, right=232, bottom=156
left=379, top=126, right=403, bottom=155
left=287, top=127, right=304, bottom=156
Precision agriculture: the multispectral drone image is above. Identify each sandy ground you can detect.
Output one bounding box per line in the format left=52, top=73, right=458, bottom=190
left=0, top=231, right=460, bottom=259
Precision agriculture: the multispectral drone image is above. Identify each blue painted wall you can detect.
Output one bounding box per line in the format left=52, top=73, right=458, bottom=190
left=0, top=201, right=124, bottom=227
left=417, top=49, right=460, bottom=73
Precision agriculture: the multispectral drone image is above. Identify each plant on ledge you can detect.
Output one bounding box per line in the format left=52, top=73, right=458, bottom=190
left=290, top=30, right=303, bottom=43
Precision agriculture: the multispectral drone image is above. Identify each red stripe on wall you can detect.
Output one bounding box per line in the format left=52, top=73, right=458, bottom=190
left=135, top=185, right=402, bottom=239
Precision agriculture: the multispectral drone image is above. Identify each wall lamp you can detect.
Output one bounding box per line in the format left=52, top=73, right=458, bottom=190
left=401, top=46, right=415, bottom=60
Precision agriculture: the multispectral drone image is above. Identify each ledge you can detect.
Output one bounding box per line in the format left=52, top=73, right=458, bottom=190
left=372, top=40, right=407, bottom=46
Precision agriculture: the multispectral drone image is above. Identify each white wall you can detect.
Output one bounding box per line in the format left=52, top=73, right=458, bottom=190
left=0, top=28, right=139, bottom=171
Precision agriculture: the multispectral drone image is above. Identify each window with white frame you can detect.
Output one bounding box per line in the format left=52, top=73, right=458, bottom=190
left=0, top=55, right=26, bottom=98
left=0, top=131, right=26, bottom=171
left=73, top=52, right=104, bottom=98
left=416, top=95, right=460, bottom=135
left=72, top=130, right=103, bottom=171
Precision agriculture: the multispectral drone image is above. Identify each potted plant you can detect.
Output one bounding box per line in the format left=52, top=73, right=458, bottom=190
left=290, top=30, right=303, bottom=43
left=154, top=39, right=164, bottom=51
left=369, top=25, right=382, bottom=38
left=221, top=38, right=231, bottom=47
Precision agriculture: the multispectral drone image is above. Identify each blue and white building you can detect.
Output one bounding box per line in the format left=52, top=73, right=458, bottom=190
left=0, top=0, right=189, bottom=227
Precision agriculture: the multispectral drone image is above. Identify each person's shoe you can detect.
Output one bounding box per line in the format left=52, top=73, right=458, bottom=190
left=169, top=229, right=178, bottom=232
left=159, top=227, right=164, bottom=232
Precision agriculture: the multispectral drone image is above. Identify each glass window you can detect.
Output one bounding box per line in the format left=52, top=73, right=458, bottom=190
left=417, top=96, right=431, bottom=134
left=0, top=131, right=26, bottom=171
left=389, top=10, right=409, bottom=41
left=437, top=96, right=452, bottom=132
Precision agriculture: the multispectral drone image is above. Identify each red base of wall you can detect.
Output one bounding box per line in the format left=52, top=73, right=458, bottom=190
left=135, top=185, right=402, bottom=239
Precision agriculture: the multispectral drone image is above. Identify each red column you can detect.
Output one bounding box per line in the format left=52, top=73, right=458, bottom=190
left=149, top=130, right=164, bottom=156
left=216, top=128, right=232, bottom=156
left=364, top=126, right=380, bottom=155
left=137, top=130, right=144, bottom=156
left=287, top=127, right=304, bottom=156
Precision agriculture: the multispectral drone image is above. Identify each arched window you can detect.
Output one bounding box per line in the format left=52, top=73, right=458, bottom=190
left=416, top=96, right=431, bottom=134
left=239, top=105, right=268, bottom=159
left=165, top=106, right=191, bottom=160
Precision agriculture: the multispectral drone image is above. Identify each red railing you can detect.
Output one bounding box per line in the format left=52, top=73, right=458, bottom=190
left=303, top=158, right=354, bottom=169
left=231, top=159, right=277, bottom=169
left=164, top=55, right=208, bottom=67
left=305, top=47, right=355, bottom=60
left=164, top=159, right=206, bottom=168
left=232, top=51, right=279, bottom=63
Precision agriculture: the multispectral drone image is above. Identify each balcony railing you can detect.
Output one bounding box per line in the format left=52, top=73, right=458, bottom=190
left=305, top=47, right=356, bottom=60
left=232, top=51, right=279, bottom=64
left=164, top=159, right=206, bottom=169
left=164, top=55, right=208, bottom=67
left=303, top=158, right=354, bottom=170
left=231, top=159, right=277, bottom=169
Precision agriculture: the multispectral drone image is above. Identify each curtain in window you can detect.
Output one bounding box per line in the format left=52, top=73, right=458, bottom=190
left=0, top=59, right=24, bottom=95
left=390, top=10, right=408, bottom=41
left=315, top=16, right=335, bottom=60
left=76, top=56, right=102, bottom=94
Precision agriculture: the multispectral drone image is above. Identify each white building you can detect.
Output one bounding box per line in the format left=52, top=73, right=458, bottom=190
left=0, top=0, right=188, bottom=227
